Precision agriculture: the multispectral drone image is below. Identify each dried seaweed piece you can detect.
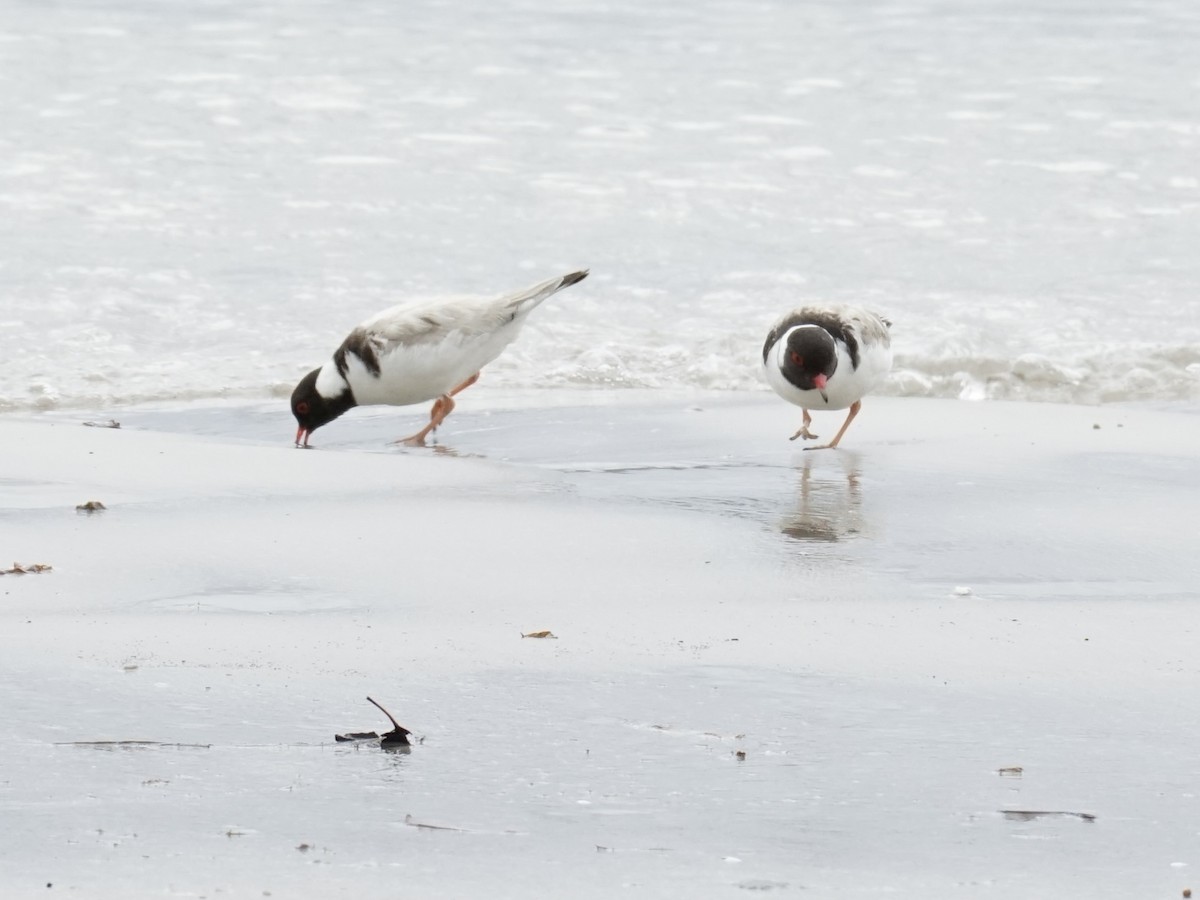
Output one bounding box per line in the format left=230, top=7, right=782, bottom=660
left=335, top=697, right=412, bottom=746
left=1001, top=809, right=1096, bottom=822
left=82, top=419, right=121, bottom=429
left=521, top=630, right=557, bottom=639
left=334, top=731, right=381, bottom=743
left=997, top=766, right=1023, bottom=777
left=76, top=501, right=107, bottom=512
left=368, top=696, right=412, bottom=746
left=1, top=562, right=53, bottom=575
left=404, top=814, right=466, bottom=832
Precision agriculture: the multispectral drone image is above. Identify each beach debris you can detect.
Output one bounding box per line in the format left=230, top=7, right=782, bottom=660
left=1, top=562, right=53, bottom=575
left=334, top=731, right=380, bottom=742
left=737, top=880, right=790, bottom=892
left=1000, top=809, right=1096, bottom=822
left=521, top=630, right=557, bottom=639
left=595, top=845, right=673, bottom=854
left=333, top=729, right=379, bottom=744
left=334, top=696, right=412, bottom=747
left=953, top=585, right=973, bottom=596
left=997, top=766, right=1023, bottom=777
left=734, top=750, right=747, bottom=761
left=76, top=500, right=107, bottom=513
left=404, top=814, right=467, bottom=833
left=334, top=731, right=381, bottom=742
left=82, top=419, right=121, bottom=429
left=296, top=843, right=312, bottom=853
left=1183, top=889, right=1191, bottom=898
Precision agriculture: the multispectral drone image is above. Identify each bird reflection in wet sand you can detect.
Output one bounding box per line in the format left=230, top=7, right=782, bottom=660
left=780, top=453, right=864, bottom=543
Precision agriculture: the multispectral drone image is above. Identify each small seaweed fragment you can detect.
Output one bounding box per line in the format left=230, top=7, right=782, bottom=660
left=82, top=419, right=121, bottom=429
left=521, top=630, right=557, bottom=639
left=335, top=697, right=412, bottom=746
left=1001, top=809, right=1096, bottom=822
left=403, top=814, right=466, bottom=832
left=1, top=562, right=53, bottom=575
left=368, top=696, right=412, bottom=746
left=76, top=501, right=107, bottom=513
left=334, top=731, right=380, bottom=743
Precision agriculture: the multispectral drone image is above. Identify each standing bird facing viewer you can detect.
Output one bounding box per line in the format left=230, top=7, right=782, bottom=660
left=762, top=306, right=892, bottom=450
left=291, top=270, right=589, bottom=447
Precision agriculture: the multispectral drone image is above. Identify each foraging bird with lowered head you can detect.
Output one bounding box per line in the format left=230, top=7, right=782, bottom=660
left=291, top=270, right=589, bottom=447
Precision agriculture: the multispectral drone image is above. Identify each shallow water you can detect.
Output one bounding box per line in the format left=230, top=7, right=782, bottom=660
left=3, top=0, right=1200, bottom=411
left=55, top=391, right=1200, bottom=600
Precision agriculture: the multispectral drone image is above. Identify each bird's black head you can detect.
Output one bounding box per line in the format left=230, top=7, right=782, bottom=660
left=783, top=327, right=838, bottom=397
left=291, top=368, right=355, bottom=447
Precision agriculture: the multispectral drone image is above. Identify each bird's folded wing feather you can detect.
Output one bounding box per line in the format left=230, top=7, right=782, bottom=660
left=844, top=309, right=892, bottom=346
left=358, top=295, right=511, bottom=349
left=358, top=274, right=574, bottom=350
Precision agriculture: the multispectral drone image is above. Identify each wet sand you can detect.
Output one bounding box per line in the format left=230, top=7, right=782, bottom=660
left=2, top=393, right=1198, bottom=898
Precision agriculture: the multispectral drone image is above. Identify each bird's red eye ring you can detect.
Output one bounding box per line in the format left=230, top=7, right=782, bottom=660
left=790, top=352, right=804, bottom=367
left=296, top=401, right=310, bottom=416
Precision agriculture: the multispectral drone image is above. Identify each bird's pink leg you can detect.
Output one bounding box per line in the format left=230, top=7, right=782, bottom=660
left=393, top=372, right=479, bottom=446
left=430, top=393, right=456, bottom=428
left=449, top=372, right=480, bottom=396
left=789, top=408, right=818, bottom=442
left=803, top=401, right=861, bottom=451
left=395, top=394, right=454, bottom=446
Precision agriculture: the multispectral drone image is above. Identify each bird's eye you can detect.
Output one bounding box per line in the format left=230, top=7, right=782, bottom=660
left=790, top=352, right=804, bottom=367
left=296, top=401, right=310, bottom=416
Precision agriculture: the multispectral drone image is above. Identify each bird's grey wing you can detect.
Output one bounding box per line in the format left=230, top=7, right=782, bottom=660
left=329, top=299, right=482, bottom=380
left=346, top=270, right=589, bottom=361
left=362, top=295, right=500, bottom=347
left=844, top=308, right=892, bottom=348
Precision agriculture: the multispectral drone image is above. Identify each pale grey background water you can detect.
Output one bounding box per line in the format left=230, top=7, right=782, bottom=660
left=2, top=0, right=1199, bottom=410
